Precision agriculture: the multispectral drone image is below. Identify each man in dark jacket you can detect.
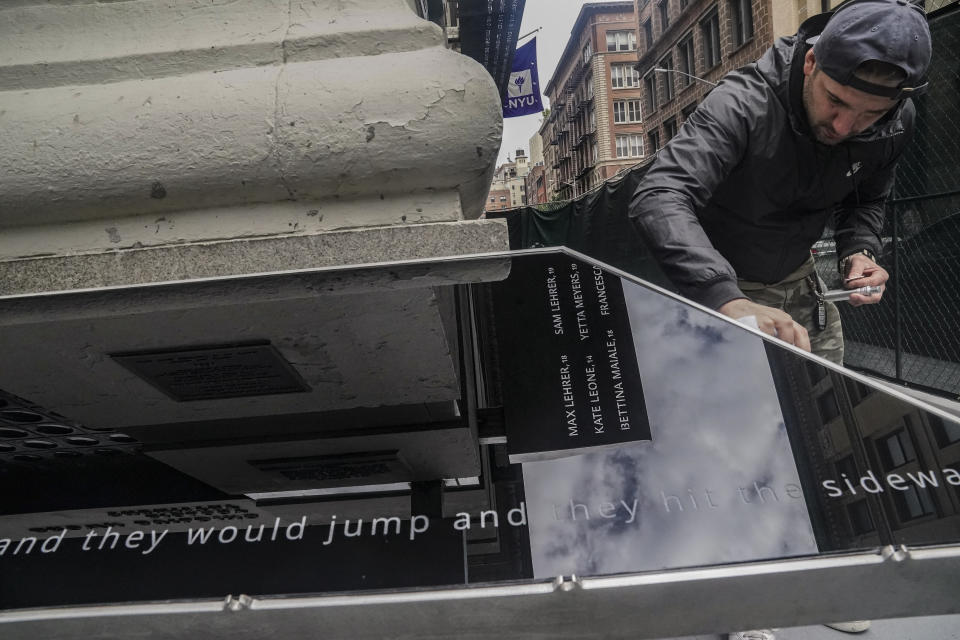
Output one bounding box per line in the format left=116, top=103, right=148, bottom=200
left=629, top=0, right=932, bottom=365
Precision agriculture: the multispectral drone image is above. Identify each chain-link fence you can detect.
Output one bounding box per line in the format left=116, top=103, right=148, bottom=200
left=814, top=2, right=960, bottom=398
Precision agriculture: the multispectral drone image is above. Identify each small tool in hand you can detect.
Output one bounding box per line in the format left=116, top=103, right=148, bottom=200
left=822, top=286, right=882, bottom=303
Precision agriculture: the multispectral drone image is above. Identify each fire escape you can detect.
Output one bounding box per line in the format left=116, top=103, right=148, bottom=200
left=566, top=52, right=595, bottom=195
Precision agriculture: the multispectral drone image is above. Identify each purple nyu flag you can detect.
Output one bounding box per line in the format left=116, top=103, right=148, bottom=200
left=503, top=37, right=544, bottom=118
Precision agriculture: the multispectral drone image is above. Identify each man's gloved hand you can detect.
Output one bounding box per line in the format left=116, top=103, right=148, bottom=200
left=842, top=253, right=889, bottom=306
left=718, top=298, right=811, bottom=352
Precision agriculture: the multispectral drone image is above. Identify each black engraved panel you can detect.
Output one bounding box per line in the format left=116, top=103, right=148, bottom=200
left=492, top=254, right=652, bottom=462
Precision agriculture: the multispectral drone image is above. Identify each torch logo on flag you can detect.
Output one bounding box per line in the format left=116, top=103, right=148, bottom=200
left=509, top=70, right=533, bottom=97
left=503, top=37, right=543, bottom=118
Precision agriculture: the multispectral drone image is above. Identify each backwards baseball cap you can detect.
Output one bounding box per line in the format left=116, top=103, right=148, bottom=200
left=808, top=0, right=932, bottom=100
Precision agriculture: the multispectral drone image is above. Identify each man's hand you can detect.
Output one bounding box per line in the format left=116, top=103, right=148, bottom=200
left=718, top=298, right=811, bottom=352
left=842, top=253, right=889, bottom=306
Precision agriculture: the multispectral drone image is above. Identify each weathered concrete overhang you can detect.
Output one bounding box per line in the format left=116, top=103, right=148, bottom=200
left=0, top=0, right=507, bottom=294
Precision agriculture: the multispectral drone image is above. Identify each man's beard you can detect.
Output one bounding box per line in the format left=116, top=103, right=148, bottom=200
left=802, top=76, right=844, bottom=145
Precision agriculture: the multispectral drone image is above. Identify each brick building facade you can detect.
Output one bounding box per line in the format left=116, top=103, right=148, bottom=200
left=540, top=2, right=646, bottom=201
left=484, top=186, right=512, bottom=213
left=525, top=162, right=548, bottom=205
left=634, top=0, right=845, bottom=154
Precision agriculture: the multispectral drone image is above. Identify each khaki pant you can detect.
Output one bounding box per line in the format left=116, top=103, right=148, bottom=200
left=738, top=257, right=844, bottom=365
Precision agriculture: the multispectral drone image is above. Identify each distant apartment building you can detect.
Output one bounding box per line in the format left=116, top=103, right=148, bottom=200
left=634, top=0, right=845, bottom=154
left=525, top=163, right=547, bottom=205
left=484, top=149, right=530, bottom=212
left=540, top=1, right=645, bottom=201
left=528, top=130, right=544, bottom=167
left=525, top=132, right=548, bottom=205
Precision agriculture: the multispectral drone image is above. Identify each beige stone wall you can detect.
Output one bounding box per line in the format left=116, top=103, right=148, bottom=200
left=528, top=132, right=544, bottom=167
left=594, top=54, right=614, bottom=163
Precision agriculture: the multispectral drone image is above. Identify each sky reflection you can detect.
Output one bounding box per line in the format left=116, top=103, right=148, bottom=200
left=523, top=280, right=818, bottom=578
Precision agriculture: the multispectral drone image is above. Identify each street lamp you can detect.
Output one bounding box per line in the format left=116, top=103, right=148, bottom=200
left=653, top=67, right=718, bottom=88
left=548, top=178, right=577, bottom=201
left=549, top=178, right=576, bottom=195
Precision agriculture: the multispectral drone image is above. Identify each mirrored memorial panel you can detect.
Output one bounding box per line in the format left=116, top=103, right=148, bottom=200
left=1, top=249, right=959, bottom=632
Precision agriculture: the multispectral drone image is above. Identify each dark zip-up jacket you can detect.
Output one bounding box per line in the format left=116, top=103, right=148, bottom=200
left=629, top=13, right=915, bottom=310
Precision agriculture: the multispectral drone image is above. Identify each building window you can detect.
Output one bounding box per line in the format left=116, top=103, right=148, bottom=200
left=701, top=8, right=721, bottom=69
left=615, top=134, right=644, bottom=158
left=606, top=30, right=636, bottom=52
left=681, top=101, right=698, bottom=121
left=591, top=143, right=598, bottom=164
left=844, top=379, right=873, bottom=404
left=930, top=414, right=960, bottom=448
left=611, top=64, right=639, bottom=89
left=489, top=197, right=495, bottom=203
left=835, top=455, right=874, bottom=535
left=658, top=0, right=670, bottom=33
left=730, top=0, right=754, bottom=47
left=613, top=99, right=642, bottom=123
left=817, top=388, right=840, bottom=423
left=588, top=106, right=596, bottom=131
left=664, top=117, right=678, bottom=141
left=648, top=129, right=661, bottom=154
left=892, top=485, right=937, bottom=522
left=835, top=454, right=859, bottom=480
left=613, top=101, right=626, bottom=123
left=846, top=499, right=876, bottom=535
left=660, top=54, right=675, bottom=102
left=644, top=73, right=658, bottom=113
left=586, top=76, right=594, bottom=99
left=948, top=465, right=960, bottom=501
left=499, top=196, right=506, bottom=201
left=806, top=360, right=827, bottom=385
left=582, top=41, right=593, bottom=64
left=643, top=19, right=653, bottom=51
left=878, top=427, right=917, bottom=470
left=678, top=33, right=695, bottom=87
